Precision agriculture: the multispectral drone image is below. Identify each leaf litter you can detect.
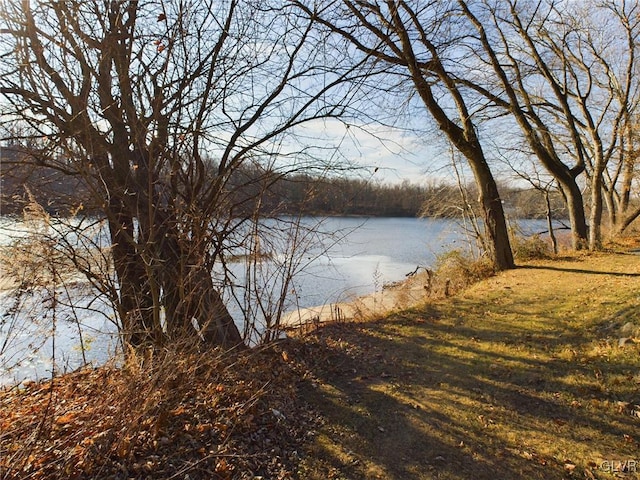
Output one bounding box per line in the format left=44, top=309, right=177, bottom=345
left=0, top=346, right=316, bottom=479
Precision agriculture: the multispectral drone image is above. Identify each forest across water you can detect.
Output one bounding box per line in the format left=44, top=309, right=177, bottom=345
left=0, top=146, right=567, bottom=219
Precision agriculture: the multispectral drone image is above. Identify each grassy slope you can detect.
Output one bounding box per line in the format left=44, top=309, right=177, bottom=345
left=2, top=249, right=639, bottom=480
left=292, top=251, right=640, bottom=480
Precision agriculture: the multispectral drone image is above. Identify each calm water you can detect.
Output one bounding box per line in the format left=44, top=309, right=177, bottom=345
left=0, top=216, right=552, bottom=384
left=269, top=217, right=470, bottom=307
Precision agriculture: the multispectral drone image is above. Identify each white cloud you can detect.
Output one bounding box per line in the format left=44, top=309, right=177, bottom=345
left=292, top=118, right=443, bottom=184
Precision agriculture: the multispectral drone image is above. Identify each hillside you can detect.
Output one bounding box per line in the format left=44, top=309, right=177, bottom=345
left=1, top=248, right=640, bottom=479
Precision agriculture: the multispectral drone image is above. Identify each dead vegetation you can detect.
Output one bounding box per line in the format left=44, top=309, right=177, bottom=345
left=2, top=246, right=640, bottom=479
left=0, top=346, right=313, bottom=480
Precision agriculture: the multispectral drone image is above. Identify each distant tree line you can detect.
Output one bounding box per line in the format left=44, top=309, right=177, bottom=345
left=1, top=146, right=88, bottom=215
left=1, top=145, right=569, bottom=219
left=261, top=175, right=427, bottom=217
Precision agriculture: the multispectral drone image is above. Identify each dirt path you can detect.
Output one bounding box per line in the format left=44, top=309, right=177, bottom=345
left=292, top=252, right=640, bottom=479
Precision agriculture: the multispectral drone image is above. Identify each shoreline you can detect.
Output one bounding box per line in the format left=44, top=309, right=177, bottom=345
left=281, top=270, right=431, bottom=327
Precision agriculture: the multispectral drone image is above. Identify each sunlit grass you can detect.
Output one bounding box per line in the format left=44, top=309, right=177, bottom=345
left=296, top=250, right=640, bottom=479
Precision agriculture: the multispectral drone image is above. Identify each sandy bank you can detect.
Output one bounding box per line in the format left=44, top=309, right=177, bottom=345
left=281, top=270, right=431, bottom=328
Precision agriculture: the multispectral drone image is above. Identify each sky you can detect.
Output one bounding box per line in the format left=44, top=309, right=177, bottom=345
left=295, top=118, right=445, bottom=185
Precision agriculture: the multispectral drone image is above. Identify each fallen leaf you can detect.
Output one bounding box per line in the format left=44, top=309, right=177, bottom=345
left=196, top=423, right=212, bottom=433
left=55, top=413, right=76, bottom=425
left=215, top=459, right=232, bottom=479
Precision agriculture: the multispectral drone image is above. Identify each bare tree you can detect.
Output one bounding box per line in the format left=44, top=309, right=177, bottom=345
left=523, top=0, right=640, bottom=248
left=459, top=0, right=640, bottom=249
left=613, top=112, right=640, bottom=234
left=292, top=0, right=515, bottom=270
left=597, top=1, right=640, bottom=237
left=0, top=0, right=363, bottom=351
left=452, top=0, right=588, bottom=250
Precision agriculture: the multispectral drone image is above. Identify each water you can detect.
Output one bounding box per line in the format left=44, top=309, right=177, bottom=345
left=274, top=217, right=471, bottom=307
left=0, top=216, right=553, bottom=384
left=0, top=285, right=118, bottom=385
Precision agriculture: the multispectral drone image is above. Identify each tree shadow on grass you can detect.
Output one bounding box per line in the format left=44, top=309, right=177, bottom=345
left=520, top=264, right=640, bottom=277
left=292, top=301, right=640, bottom=480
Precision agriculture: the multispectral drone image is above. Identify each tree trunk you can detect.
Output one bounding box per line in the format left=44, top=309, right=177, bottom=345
left=108, top=196, right=244, bottom=351
left=589, top=170, right=604, bottom=250
left=157, top=228, right=245, bottom=350
left=467, top=156, right=515, bottom=271
left=558, top=180, right=588, bottom=250
left=107, top=202, right=156, bottom=349
left=603, top=186, right=617, bottom=232
left=184, top=266, right=245, bottom=349
left=161, top=268, right=244, bottom=349
left=544, top=190, right=558, bottom=254
left=614, top=205, right=640, bottom=236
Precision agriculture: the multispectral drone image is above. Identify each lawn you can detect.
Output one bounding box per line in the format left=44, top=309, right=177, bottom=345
left=292, top=251, right=640, bottom=479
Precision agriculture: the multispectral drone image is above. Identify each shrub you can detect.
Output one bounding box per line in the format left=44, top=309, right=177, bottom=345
left=434, top=249, right=495, bottom=296
left=511, top=234, right=552, bottom=261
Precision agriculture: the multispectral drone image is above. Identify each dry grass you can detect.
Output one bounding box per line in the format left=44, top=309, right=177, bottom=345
left=0, top=345, right=310, bottom=480
left=289, top=249, right=640, bottom=479
left=3, top=243, right=640, bottom=479
left=511, top=234, right=553, bottom=261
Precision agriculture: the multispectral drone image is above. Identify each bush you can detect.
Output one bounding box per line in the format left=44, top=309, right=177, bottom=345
left=434, top=249, right=495, bottom=296
left=511, top=234, right=552, bottom=261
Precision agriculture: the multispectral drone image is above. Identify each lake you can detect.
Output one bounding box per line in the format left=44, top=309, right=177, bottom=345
left=0, top=216, right=553, bottom=384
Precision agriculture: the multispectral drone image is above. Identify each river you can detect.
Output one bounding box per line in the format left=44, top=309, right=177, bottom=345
left=0, top=216, right=554, bottom=384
